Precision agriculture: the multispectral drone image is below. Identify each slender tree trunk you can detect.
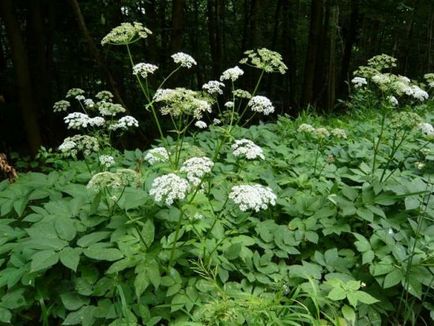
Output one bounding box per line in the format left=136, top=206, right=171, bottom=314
left=401, top=0, right=419, bottom=75
left=339, top=0, right=359, bottom=97
left=427, top=4, right=433, bottom=71
left=326, top=1, right=338, bottom=111
left=302, top=0, right=323, bottom=106
left=0, top=0, right=42, bottom=154
left=170, top=0, right=186, bottom=52
left=207, top=0, right=223, bottom=78
left=67, top=0, right=126, bottom=107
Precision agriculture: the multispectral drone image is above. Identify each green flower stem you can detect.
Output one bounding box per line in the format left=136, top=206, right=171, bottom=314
left=380, top=129, right=410, bottom=182
left=238, top=70, right=264, bottom=122
left=372, top=111, right=387, bottom=176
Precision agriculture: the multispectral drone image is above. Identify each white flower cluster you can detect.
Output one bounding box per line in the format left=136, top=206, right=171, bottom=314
left=248, top=95, right=275, bottom=115
left=387, top=95, right=399, bottom=106
left=66, top=88, right=85, bottom=98
left=330, top=128, right=347, bottom=139
left=425, top=73, right=434, bottom=88
left=410, top=85, right=429, bottom=101
left=171, top=52, right=197, bottom=68
left=87, top=172, right=123, bottom=191
left=108, top=116, right=139, bottom=131
left=229, top=184, right=277, bottom=212
left=153, top=88, right=212, bottom=119
left=99, top=155, right=115, bottom=168
left=233, top=89, right=252, bottom=99
left=297, top=123, right=315, bottom=133
left=98, top=101, right=126, bottom=116
left=239, top=48, right=287, bottom=74
left=220, top=66, right=244, bottom=82
left=195, top=121, right=207, bottom=129
left=351, top=77, right=367, bottom=88
left=180, top=157, right=214, bottom=186
left=58, top=135, right=99, bottom=157
left=84, top=99, right=95, bottom=109
left=213, top=118, right=221, bottom=125
left=64, top=112, right=105, bottom=129
left=149, top=173, right=190, bottom=206
left=144, top=147, right=169, bottom=165
left=101, top=22, right=152, bottom=45
left=53, top=100, right=71, bottom=112
left=313, top=127, right=330, bottom=139
left=418, top=122, right=434, bottom=137
left=133, top=63, right=158, bottom=78
left=95, top=91, right=114, bottom=101
left=232, top=139, right=264, bottom=160
left=224, top=101, right=234, bottom=108
left=202, top=80, right=225, bottom=95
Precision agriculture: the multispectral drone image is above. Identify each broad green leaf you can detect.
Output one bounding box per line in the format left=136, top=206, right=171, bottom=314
left=342, top=304, right=356, bottom=323
left=77, top=232, right=111, bottom=247
left=30, top=250, right=59, bottom=272
left=55, top=217, right=76, bottom=241
left=328, top=287, right=347, bottom=301
left=60, top=292, right=89, bottom=311
left=0, top=307, right=11, bottom=323
left=60, top=247, right=81, bottom=272
left=142, top=219, right=155, bottom=247
left=83, top=245, right=123, bottom=261
left=383, top=269, right=402, bottom=288
left=351, top=290, right=379, bottom=305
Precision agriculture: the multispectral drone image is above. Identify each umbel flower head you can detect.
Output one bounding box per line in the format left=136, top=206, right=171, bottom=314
left=202, top=80, right=225, bottom=95
left=240, top=48, right=287, bottom=74
left=133, top=63, right=158, bottom=78
left=418, top=122, right=434, bottom=137
left=149, top=173, right=190, bottom=206
left=145, top=147, right=170, bottom=165
left=229, top=184, right=277, bottom=212
left=101, top=22, right=152, bottom=45
left=97, top=101, right=126, bottom=116
left=180, top=157, right=214, bottom=186
left=53, top=100, right=70, bottom=113
left=171, top=52, right=197, bottom=68
left=99, top=155, right=115, bottom=168
left=248, top=95, right=275, bottom=115
left=351, top=77, right=367, bottom=88
left=58, top=135, right=99, bottom=158
left=108, top=116, right=139, bottom=131
left=220, top=66, right=244, bottom=82
left=297, top=123, right=315, bottom=133
left=95, top=90, right=114, bottom=102
left=232, top=139, right=264, bottom=160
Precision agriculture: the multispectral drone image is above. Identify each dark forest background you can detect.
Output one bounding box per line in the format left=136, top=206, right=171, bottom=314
left=1, top=0, right=433, bottom=155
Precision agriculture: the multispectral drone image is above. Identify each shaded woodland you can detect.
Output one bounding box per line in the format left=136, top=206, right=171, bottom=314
left=1, top=0, right=433, bottom=153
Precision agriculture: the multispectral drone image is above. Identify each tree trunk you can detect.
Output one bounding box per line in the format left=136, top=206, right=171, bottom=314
left=67, top=0, right=126, bottom=107
left=170, top=0, right=186, bottom=52
left=0, top=0, right=42, bottom=154
left=207, top=0, right=223, bottom=78
left=339, top=0, right=359, bottom=98
left=302, top=0, right=323, bottom=106
left=326, top=1, right=338, bottom=111
left=427, top=3, right=434, bottom=72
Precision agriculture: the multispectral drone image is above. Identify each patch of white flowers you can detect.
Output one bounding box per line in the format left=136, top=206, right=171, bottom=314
left=418, top=122, right=434, bottom=136
left=387, top=95, right=399, bottom=106
left=53, top=100, right=70, bottom=112
left=109, top=116, right=139, bottom=131
left=224, top=101, right=234, bottom=108
left=58, top=135, right=99, bottom=157
left=87, top=172, right=123, bottom=191
left=351, top=77, right=367, bottom=88
left=425, top=73, right=434, bottom=88
left=101, top=22, right=152, bottom=45
left=180, top=157, right=214, bottom=186
left=229, top=184, right=277, bottom=212
left=99, top=155, right=115, bottom=168
left=66, top=88, right=84, bottom=98
left=313, top=127, right=330, bottom=139
left=330, top=128, right=347, bottom=139
left=240, top=48, right=287, bottom=74
left=298, top=123, right=315, bottom=133
left=195, top=121, right=207, bottom=129
left=144, top=147, right=169, bottom=165
left=64, top=112, right=91, bottom=129
left=133, top=63, right=158, bottom=78
left=171, top=52, right=197, bottom=68
left=220, top=66, right=244, bottom=82
left=232, top=139, right=264, bottom=160
left=149, top=173, right=190, bottom=206
left=95, top=90, right=114, bottom=102
left=248, top=95, right=275, bottom=115
left=202, top=80, right=224, bottom=95
left=98, top=101, right=126, bottom=116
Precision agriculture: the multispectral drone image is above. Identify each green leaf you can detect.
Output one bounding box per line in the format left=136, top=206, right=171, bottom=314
left=142, top=219, right=155, bottom=247
left=83, top=245, right=123, bottom=261
left=383, top=269, right=403, bottom=288
left=134, top=271, right=150, bottom=298
left=328, top=287, right=347, bottom=301
left=30, top=250, right=59, bottom=272
left=351, top=291, right=379, bottom=305
left=0, top=307, right=11, bottom=323
left=224, top=243, right=242, bottom=260
left=353, top=233, right=370, bottom=252
left=356, top=207, right=374, bottom=222
left=60, top=247, right=81, bottom=272
left=55, top=217, right=77, bottom=241
left=77, top=232, right=111, bottom=247
left=342, top=305, right=356, bottom=323
left=60, top=292, right=89, bottom=311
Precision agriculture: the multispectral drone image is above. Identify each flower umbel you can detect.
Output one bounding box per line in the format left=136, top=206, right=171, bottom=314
left=229, top=184, right=277, bottom=212
left=149, top=173, right=190, bottom=206
left=180, top=157, right=214, bottom=186
left=232, top=139, right=264, bottom=160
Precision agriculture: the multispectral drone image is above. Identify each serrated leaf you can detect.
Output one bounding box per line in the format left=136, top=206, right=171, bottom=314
left=60, top=247, right=81, bottom=272
left=328, top=287, right=347, bottom=301
left=83, top=245, right=123, bottom=261
left=60, top=292, right=89, bottom=311
left=55, top=217, right=76, bottom=241
left=342, top=304, right=356, bottom=322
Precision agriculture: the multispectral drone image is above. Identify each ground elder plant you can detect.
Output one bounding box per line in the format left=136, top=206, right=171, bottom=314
left=2, top=21, right=434, bottom=326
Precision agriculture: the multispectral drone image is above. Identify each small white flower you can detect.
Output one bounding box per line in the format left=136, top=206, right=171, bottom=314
left=84, top=99, right=95, bottom=108
left=213, top=118, right=221, bottom=125
left=248, top=95, right=275, bottom=115
left=98, top=101, right=126, bottom=116
left=229, top=184, right=277, bottom=212
left=53, top=100, right=70, bottom=113
left=415, top=161, right=425, bottom=170
left=99, top=155, right=115, bottom=168
left=64, top=112, right=91, bottom=129
left=418, top=122, right=434, bottom=136
left=224, top=101, right=234, bottom=108
left=314, top=127, right=330, bottom=139
left=89, top=116, right=105, bottom=127
left=144, top=147, right=169, bottom=165
left=180, top=157, right=214, bottom=186
left=202, top=80, right=225, bottom=95
left=133, top=63, right=158, bottom=78
left=171, top=52, right=197, bottom=68
left=411, top=86, right=429, bottom=101
left=109, top=115, right=139, bottom=131
left=298, top=123, right=315, bottom=133
left=331, top=128, right=347, bottom=139
left=149, top=173, right=190, bottom=206
left=387, top=95, right=399, bottom=106
left=58, top=135, right=99, bottom=157
left=232, top=139, right=264, bottom=160
left=95, top=91, right=114, bottom=101
left=195, top=120, right=207, bottom=129
left=351, top=76, right=367, bottom=88
left=66, top=88, right=84, bottom=98
left=220, top=66, right=244, bottom=82
left=75, top=95, right=85, bottom=101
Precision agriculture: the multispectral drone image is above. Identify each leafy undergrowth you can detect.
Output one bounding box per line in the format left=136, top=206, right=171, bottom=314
left=2, top=104, right=434, bottom=325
